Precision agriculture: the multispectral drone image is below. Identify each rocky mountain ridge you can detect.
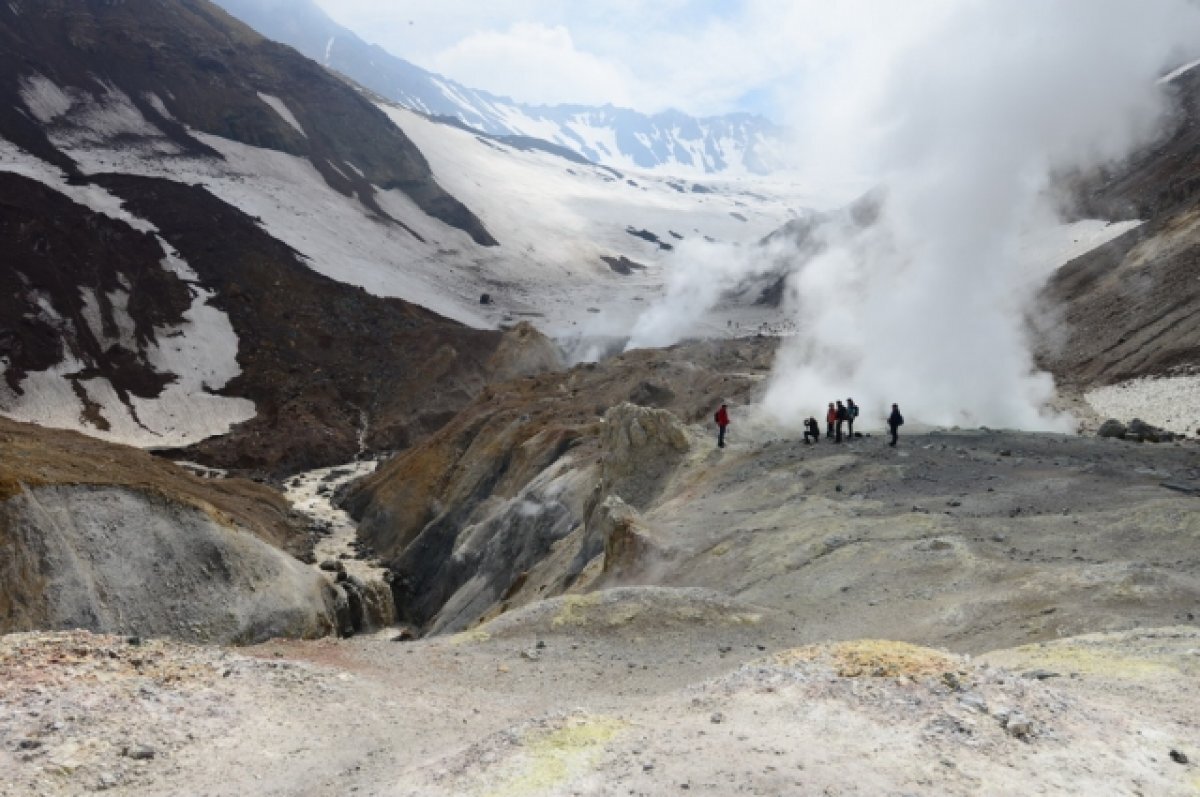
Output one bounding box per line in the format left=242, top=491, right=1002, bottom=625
left=213, top=0, right=788, bottom=176
left=0, top=0, right=572, bottom=474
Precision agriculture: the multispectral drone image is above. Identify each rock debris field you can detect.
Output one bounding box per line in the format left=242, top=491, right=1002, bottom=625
left=2, top=427, right=1199, bottom=796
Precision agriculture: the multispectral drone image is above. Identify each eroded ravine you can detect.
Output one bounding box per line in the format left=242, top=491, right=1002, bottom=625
left=284, top=460, right=397, bottom=635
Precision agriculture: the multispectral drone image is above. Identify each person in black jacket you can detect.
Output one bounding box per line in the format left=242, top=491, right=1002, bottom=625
left=887, top=403, right=904, bottom=446
left=803, top=416, right=820, bottom=444
left=835, top=400, right=848, bottom=443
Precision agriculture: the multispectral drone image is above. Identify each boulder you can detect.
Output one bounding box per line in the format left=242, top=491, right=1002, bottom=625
left=595, top=496, right=665, bottom=580
left=592, top=403, right=690, bottom=512
left=1096, top=419, right=1127, bottom=439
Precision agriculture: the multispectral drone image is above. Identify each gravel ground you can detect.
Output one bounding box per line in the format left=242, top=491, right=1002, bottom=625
left=2, top=622, right=1197, bottom=796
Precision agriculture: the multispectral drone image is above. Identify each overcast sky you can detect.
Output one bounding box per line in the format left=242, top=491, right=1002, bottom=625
left=311, top=0, right=871, bottom=121
left=312, top=1, right=1200, bottom=125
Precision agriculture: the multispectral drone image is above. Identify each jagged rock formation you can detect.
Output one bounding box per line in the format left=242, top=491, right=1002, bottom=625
left=343, top=338, right=775, bottom=633
left=590, top=403, right=690, bottom=512
left=0, top=418, right=334, bottom=642
left=594, top=497, right=665, bottom=580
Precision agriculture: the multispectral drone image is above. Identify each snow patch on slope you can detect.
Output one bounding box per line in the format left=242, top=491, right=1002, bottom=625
left=381, top=104, right=807, bottom=338
left=1085, top=375, right=1200, bottom=436
left=0, top=140, right=255, bottom=448
left=14, top=74, right=808, bottom=342
left=18, top=74, right=73, bottom=123
left=257, top=92, right=307, bottom=138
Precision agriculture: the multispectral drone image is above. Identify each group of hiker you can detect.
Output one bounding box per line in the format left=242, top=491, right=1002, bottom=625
left=713, top=401, right=904, bottom=449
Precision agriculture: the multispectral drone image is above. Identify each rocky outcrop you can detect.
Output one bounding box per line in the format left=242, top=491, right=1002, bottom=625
left=590, top=403, right=690, bottom=512
left=0, top=417, right=334, bottom=642
left=0, top=485, right=334, bottom=643
left=572, top=404, right=689, bottom=583
left=343, top=339, right=774, bottom=634
left=1095, top=417, right=1181, bottom=443
left=595, top=496, right=666, bottom=580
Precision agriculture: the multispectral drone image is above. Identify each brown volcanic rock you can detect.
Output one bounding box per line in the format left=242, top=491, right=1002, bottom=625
left=342, top=337, right=775, bottom=632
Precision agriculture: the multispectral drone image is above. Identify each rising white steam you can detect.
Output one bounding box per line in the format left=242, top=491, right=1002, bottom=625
left=633, top=0, right=1200, bottom=431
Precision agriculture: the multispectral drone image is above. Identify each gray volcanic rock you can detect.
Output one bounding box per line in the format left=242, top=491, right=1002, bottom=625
left=0, top=485, right=334, bottom=643
left=0, top=418, right=335, bottom=643
left=591, top=403, right=690, bottom=512
left=343, top=339, right=775, bottom=633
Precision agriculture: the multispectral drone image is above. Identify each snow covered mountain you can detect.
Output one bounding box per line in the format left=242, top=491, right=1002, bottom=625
left=0, top=0, right=801, bottom=471
left=213, top=0, right=788, bottom=176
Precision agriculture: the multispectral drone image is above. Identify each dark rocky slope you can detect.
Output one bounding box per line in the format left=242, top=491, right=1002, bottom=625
left=1038, top=65, right=1200, bottom=387
left=0, top=166, right=538, bottom=474
left=96, top=174, right=512, bottom=474
left=0, top=0, right=494, bottom=244
left=0, top=0, right=570, bottom=474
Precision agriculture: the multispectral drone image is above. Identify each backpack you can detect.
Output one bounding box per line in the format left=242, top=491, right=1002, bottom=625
left=849, top=404, right=859, bottom=419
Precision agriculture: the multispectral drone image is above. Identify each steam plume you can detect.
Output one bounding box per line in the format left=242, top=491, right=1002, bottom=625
left=634, top=0, right=1200, bottom=431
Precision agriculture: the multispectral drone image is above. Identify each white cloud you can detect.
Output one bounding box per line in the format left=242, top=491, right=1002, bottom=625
left=431, top=22, right=635, bottom=108
left=313, top=0, right=811, bottom=117
left=626, top=0, right=1200, bottom=432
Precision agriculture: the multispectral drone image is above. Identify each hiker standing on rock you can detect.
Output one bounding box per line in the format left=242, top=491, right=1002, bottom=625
left=846, top=398, right=859, bottom=438
left=715, top=403, right=730, bottom=448
left=803, top=416, right=820, bottom=444
left=835, top=400, right=848, bottom=443
left=888, top=403, right=904, bottom=447
left=826, top=402, right=837, bottom=439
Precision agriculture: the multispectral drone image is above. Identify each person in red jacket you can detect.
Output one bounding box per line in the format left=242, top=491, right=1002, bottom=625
left=714, top=403, right=730, bottom=448
left=825, top=402, right=837, bottom=439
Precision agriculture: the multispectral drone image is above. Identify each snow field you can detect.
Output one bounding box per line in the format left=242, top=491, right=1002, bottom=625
left=0, top=137, right=255, bottom=448
left=1085, top=375, right=1200, bottom=436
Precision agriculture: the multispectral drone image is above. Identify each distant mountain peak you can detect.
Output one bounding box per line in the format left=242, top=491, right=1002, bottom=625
left=213, top=0, right=788, bottom=176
